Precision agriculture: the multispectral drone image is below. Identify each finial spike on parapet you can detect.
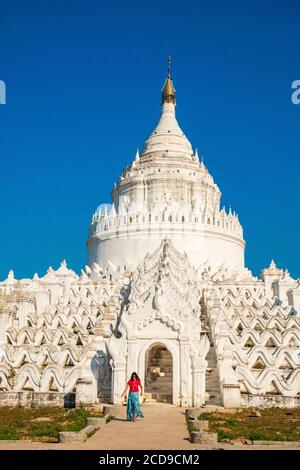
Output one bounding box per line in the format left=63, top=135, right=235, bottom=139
left=8, top=270, right=14, bottom=280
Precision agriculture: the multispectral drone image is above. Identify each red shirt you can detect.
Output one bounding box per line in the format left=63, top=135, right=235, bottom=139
left=127, top=378, right=141, bottom=392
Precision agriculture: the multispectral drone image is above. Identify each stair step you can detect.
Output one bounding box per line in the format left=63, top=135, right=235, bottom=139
left=205, top=344, right=222, bottom=406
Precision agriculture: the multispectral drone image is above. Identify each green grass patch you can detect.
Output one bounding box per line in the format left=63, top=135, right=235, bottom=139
left=0, top=405, right=103, bottom=442
left=197, top=408, right=300, bottom=442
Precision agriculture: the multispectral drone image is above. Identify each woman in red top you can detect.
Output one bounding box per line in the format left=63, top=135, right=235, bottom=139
left=121, top=372, right=144, bottom=421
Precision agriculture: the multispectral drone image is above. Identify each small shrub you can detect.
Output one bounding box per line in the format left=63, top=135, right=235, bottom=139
left=29, top=422, right=60, bottom=439
left=249, top=430, right=270, bottom=441
left=225, top=419, right=238, bottom=427
left=218, top=430, right=236, bottom=441
left=0, top=427, right=20, bottom=440
left=86, top=429, right=97, bottom=439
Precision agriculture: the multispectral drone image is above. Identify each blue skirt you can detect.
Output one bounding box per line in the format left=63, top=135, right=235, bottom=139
left=127, top=392, right=144, bottom=421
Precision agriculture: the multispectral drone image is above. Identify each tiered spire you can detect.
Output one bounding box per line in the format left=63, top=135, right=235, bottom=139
left=142, top=56, right=193, bottom=157
left=161, top=56, right=176, bottom=105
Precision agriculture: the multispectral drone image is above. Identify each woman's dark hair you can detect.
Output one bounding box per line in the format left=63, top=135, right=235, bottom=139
left=130, top=372, right=140, bottom=381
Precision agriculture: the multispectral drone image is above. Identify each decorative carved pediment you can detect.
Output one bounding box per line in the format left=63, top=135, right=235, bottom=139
left=124, top=239, right=202, bottom=332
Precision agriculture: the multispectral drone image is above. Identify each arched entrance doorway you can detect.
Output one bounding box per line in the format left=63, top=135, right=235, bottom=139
left=145, top=343, right=173, bottom=403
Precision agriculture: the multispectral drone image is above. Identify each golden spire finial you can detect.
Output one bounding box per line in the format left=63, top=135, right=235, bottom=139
left=162, top=56, right=176, bottom=105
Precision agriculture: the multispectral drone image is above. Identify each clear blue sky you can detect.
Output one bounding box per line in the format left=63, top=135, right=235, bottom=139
left=0, top=0, right=299, bottom=280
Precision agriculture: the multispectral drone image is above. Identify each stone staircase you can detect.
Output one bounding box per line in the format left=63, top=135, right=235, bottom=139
left=144, top=346, right=173, bottom=403
left=205, top=344, right=222, bottom=406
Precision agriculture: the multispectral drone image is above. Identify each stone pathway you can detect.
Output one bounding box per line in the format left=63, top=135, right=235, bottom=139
left=82, top=403, right=191, bottom=450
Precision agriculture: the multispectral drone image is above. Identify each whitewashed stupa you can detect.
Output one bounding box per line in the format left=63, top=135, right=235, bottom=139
left=88, top=62, right=244, bottom=273
left=0, top=62, right=299, bottom=409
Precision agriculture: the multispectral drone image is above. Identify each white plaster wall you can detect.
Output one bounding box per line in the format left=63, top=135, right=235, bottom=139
left=88, top=230, right=245, bottom=272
